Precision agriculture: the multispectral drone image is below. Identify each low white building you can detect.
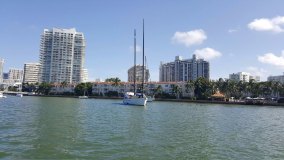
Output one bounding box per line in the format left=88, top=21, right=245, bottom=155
left=229, top=72, right=260, bottom=82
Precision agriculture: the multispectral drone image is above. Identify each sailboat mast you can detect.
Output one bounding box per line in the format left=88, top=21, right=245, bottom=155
left=134, top=29, right=136, bottom=94
left=142, top=19, right=145, bottom=94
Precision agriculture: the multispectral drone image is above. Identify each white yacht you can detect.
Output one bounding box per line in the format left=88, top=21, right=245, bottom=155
left=123, top=92, right=147, bottom=106
left=16, top=93, right=23, bottom=97
left=0, top=92, right=7, bottom=98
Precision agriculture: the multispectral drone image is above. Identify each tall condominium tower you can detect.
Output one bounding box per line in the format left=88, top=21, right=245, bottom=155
left=39, top=28, right=86, bottom=83
left=0, top=58, right=4, bottom=83
left=23, top=63, right=41, bottom=84
left=159, top=54, right=209, bottom=82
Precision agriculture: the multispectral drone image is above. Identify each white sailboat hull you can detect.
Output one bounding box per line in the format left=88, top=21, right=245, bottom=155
left=0, top=93, right=7, bottom=98
left=123, top=92, right=147, bottom=106
left=123, top=97, right=147, bottom=106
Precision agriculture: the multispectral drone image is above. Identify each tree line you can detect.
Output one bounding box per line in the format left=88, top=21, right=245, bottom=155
left=19, top=77, right=284, bottom=100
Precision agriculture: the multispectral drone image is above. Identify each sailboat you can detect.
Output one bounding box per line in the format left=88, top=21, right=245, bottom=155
left=123, top=21, right=147, bottom=106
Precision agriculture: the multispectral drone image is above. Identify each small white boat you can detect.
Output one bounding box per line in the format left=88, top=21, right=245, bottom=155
left=16, top=93, right=23, bottom=97
left=0, top=92, right=7, bottom=98
left=123, top=92, right=147, bottom=106
left=147, top=95, right=155, bottom=102
left=79, top=96, right=88, bottom=99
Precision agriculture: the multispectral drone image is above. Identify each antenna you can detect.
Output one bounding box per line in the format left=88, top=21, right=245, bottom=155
left=134, top=29, right=136, bottom=94
left=142, top=19, right=145, bottom=94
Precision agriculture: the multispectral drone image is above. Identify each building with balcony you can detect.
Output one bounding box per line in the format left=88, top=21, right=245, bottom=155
left=159, top=54, right=209, bottom=82
left=23, top=63, right=41, bottom=84
left=39, top=28, right=86, bottom=83
left=128, top=65, right=150, bottom=82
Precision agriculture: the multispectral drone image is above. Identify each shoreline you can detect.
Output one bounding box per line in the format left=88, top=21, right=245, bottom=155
left=22, top=94, right=284, bottom=107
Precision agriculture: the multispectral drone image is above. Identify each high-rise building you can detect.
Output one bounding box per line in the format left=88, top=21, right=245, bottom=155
left=128, top=65, right=150, bottom=82
left=0, top=58, right=4, bottom=83
left=81, top=68, right=88, bottom=82
left=8, top=68, right=23, bottom=83
left=39, top=28, right=86, bottom=83
left=159, top=54, right=209, bottom=82
left=23, top=63, right=41, bottom=84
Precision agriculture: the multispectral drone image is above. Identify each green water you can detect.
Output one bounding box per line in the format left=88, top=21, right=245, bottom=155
left=1, top=96, right=284, bottom=159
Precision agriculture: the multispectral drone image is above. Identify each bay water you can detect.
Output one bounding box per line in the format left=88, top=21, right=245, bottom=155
left=1, top=96, right=284, bottom=159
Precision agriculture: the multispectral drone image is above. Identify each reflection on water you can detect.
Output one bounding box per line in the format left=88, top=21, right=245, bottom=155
left=1, top=97, right=284, bottom=159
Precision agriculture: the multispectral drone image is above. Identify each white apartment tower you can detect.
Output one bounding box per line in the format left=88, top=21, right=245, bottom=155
left=159, top=54, right=210, bottom=82
left=0, top=58, right=4, bottom=83
left=39, top=28, right=86, bottom=83
left=23, top=63, right=41, bottom=84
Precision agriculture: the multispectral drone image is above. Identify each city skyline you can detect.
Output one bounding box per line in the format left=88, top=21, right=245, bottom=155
left=1, top=0, right=284, bottom=81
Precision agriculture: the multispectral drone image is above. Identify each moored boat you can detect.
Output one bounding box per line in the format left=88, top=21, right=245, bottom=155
left=147, top=95, right=155, bottom=102
left=123, top=92, right=147, bottom=106
left=123, top=22, right=147, bottom=106
left=0, top=92, right=7, bottom=98
left=16, top=93, right=23, bottom=97
left=79, top=96, right=88, bottom=99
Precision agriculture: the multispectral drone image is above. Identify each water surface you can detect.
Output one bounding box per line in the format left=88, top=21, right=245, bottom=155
left=1, top=96, right=284, bottom=159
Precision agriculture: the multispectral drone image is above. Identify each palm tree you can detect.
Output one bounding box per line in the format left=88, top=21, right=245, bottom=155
left=172, top=84, right=181, bottom=99
left=185, top=80, right=194, bottom=93
left=154, top=85, right=162, bottom=96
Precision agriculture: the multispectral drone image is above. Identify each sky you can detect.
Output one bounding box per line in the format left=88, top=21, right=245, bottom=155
left=1, top=0, right=284, bottom=82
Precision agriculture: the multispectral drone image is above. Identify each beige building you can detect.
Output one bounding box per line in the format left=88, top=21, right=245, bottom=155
left=23, top=63, right=41, bottom=84
left=8, top=68, right=23, bottom=82
left=128, top=65, right=150, bottom=82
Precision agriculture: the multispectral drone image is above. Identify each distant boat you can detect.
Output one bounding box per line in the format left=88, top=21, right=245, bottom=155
left=123, top=22, right=147, bottom=106
left=16, top=93, right=23, bottom=97
left=147, top=95, right=155, bottom=102
left=0, top=92, right=7, bottom=98
left=79, top=96, right=88, bottom=99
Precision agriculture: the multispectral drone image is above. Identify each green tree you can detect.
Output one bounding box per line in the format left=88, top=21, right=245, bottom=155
left=154, top=85, right=162, bottom=95
left=37, top=82, right=52, bottom=95
left=172, top=84, right=181, bottom=99
left=75, top=83, right=93, bottom=96
left=194, top=77, right=212, bottom=100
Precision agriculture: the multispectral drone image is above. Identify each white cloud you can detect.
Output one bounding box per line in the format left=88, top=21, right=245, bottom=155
left=248, top=16, right=284, bottom=33
left=193, top=48, right=222, bottom=60
left=246, top=66, right=267, bottom=77
left=129, top=45, right=142, bottom=53
left=172, top=29, right=207, bottom=47
left=258, top=51, right=284, bottom=67
left=228, top=29, right=237, bottom=33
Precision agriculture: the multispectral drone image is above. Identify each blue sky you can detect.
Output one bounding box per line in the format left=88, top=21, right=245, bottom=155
left=1, top=0, right=284, bottom=81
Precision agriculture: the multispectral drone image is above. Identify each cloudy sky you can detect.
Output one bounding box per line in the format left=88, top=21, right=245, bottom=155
left=1, top=0, right=284, bottom=81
